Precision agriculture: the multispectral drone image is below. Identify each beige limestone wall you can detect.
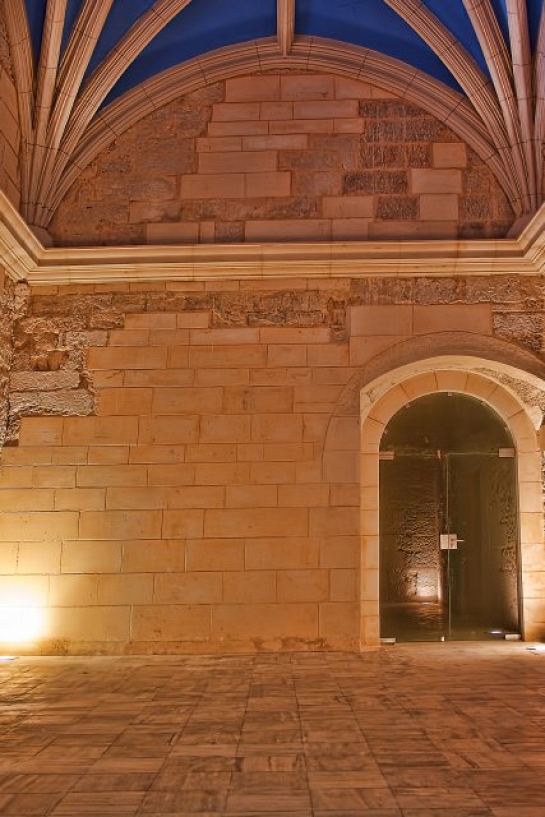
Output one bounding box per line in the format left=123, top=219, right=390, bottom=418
left=0, top=276, right=16, bottom=448
left=1, top=276, right=545, bottom=653
left=0, top=8, right=20, bottom=208
left=49, top=73, right=513, bottom=246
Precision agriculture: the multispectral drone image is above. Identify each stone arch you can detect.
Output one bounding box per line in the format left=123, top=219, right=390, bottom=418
left=322, top=335, right=545, bottom=501
left=358, top=363, right=545, bottom=647
left=331, top=332, right=545, bottom=421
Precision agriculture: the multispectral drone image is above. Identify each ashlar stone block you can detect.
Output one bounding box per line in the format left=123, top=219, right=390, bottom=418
left=130, top=604, right=211, bottom=642
left=410, top=168, right=462, bottom=194
left=211, top=602, right=319, bottom=641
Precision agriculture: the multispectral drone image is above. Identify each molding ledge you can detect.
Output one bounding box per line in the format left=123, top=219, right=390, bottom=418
left=1, top=190, right=544, bottom=286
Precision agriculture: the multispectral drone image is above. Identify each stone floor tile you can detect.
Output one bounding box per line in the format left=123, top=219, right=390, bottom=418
left=226, top=813, right=312, bottom=817
left=308, top=770, right=388, bottom=788
left=393, top=787, right=489, bottom=809
left=71, top=772, right=157, bottom=791
left=236, top=741, right=304, bottom=754
left=474, top=784, right=545, bottom=808
left=90, top=758, right=164, bottom=773
left=176, top=731, right=240, bottom=746
left=313, top=812, right=401, bottom=817
left=0, top=759, right=90, bottom=775
left=492, top=810, right=545, bottom=816
left=36, top=744, right=109, bottom=762
left=430, top=740, right=525, bottom=770
left=310, top=786, right=399, bottom=811
left=0, top=792, right=64, bottom=815
left=170, top=743, right=239, bottom=758
left=235, top=754, right=305, bottom=772
left=225, top=792, right=311, bottom=812
left=0, top=773, right=80, bottom=793
left=305, top=743, right=375, bottom=771
left=151, top=766, right=232, bottom=791
left=51, top=791, right=145, bottom=814
left=517, top=751, right=545, bottom=767
left=180, top=772, right=233, bottom=790
left=141, top=813, right=226, bottom=817
left=401, top=811, right=493, bottom=817
left=141, top=790, right=229, bottom=813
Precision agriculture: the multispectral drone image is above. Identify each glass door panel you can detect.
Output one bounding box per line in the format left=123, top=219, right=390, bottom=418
left=443, top=452, right=519, bottom=640
left=380, top=454, right=445, bottom=642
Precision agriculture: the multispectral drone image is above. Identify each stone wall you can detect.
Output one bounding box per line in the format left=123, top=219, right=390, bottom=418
left=0, top=275, right=543, bottom=653
left=0, top=7, right=20, bottom=208
left=0, top=274, right=16, bottom=448
left=49, top=73, right=514, bottom=246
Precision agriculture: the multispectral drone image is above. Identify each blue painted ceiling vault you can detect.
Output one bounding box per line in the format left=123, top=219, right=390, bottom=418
left=23, top=0, right=543, bottom=103
left=4, top=0, right=545, bottom=229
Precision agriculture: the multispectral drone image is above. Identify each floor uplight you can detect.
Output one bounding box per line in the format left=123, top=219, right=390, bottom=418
left=0, top=605, right=44, bottom=643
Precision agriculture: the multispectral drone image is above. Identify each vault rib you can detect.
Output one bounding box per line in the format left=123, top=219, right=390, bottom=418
left=506, top=0, right=538, bottom=209
left=277, top=0, right=295, bottom=56
left=534, top=5, right=545, bottom=195
left=29, top=0, right=68, bottom=218
left=3, top=0, right=35, bottom=219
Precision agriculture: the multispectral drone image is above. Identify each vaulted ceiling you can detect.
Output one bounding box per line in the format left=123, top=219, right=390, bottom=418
left=3, top=0, right=545, bottom=232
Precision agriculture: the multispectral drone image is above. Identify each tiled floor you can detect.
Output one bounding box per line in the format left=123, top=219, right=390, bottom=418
left=0, top=643, right=544, bottom=816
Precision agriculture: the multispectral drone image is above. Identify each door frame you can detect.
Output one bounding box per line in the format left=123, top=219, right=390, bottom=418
left=359, top=363, right=544, bottom=647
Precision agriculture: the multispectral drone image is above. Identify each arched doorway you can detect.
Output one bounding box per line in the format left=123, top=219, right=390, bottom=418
left=356, top=363, right=545, bottom=648
left=379, top=392, right=520, bottom=641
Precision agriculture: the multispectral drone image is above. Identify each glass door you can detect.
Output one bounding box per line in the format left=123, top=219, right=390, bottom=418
left=379, top=393, right=521, bottom=643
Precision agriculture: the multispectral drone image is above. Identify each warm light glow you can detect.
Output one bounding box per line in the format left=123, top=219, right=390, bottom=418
left=413, top=571, right=437, bottom=600
left=0, top=591, right=46, bottom=644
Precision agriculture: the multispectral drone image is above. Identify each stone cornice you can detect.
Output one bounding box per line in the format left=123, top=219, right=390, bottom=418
left=0, top=190, right=544, bottom=285
left=0, top=191, right=42, bottom=280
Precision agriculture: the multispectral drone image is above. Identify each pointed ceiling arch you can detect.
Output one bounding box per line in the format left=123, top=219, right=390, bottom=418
left=4, top=0, right=545, bottom=231
left=43, top=37, right=519, bottom=225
